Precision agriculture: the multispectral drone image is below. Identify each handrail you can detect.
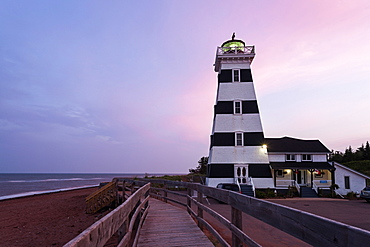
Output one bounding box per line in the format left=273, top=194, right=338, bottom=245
left=335, top=190, right=345, bottom=199
left=135, top=178, right=370, bottom=247
left=247, top=177, right=256, bottom=197
left=85, top=181, right=117, bottom=214
left=292, top=180, right=301, bottom=195
left=64, top=182, right=150, bottom=247
left=312, top=181, right=319, bottom=194
left=149, top=182, right=259, bottom=247
left=234, top=177, right=242, bottom=193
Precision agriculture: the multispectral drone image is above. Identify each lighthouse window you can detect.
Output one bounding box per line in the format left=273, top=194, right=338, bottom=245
left=233, top=69, right=240, bottom=82
left=236, top=133, right=243, bottom=146
left=234, top=101, right=241, bottom=114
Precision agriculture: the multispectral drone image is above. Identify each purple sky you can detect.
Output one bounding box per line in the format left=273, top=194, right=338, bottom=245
left=1, top=1, right=370, bottom=173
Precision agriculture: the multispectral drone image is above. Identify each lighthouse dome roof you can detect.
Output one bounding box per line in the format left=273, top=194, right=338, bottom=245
left=221, top=39, right=245, bottom=48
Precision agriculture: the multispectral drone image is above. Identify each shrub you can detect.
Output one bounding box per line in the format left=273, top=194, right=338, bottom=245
left=346, top=191, right=357, bottom=199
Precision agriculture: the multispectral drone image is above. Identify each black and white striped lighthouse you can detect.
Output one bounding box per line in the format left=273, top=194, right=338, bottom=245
left=206, top=36, right=272, bottom=188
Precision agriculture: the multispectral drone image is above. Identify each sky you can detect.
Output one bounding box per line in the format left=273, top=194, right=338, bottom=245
left=1, top=1, right=370, bottom=173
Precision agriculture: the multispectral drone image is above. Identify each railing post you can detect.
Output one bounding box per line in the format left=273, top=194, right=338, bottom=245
left=231, top=206, right=242, bottom=247
left=197, top=190, right=204, bottom=230
left=187, top=187, right=192, bottom=214
left=117, top=219, right=128, bottom=244
left=163, top=183, right=168, bottom=203
left=144, top=185, right=150, bottom=208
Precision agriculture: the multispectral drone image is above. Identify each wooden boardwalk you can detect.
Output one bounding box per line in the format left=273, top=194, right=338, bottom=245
left=137, top=198, right=214, bottom=247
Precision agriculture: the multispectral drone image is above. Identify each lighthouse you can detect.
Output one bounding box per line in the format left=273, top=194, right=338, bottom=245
left=206, top=35, right=273, bottom=188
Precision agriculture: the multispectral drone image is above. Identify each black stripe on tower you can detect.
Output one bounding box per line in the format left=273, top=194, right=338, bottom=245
left=207, top=164, right=234, bottom=178
left=210, top=132, right=265, bottom=147
left=249, top=164, right=273, bottom=178
left=241, top=69, right=253, bottom=82
left=218, top=69, right=253, bottom=82
left=214, top=101, right=259, bottom=114
left=244, top=132, right=265, bottom=145
left=218, top=70, right=232, bottom=82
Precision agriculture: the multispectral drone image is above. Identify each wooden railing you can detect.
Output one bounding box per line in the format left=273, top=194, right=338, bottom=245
left=64, top=182, right=150, bottom=247
left=85, top=181, right=117, bottom=214
left=138, top=178, right=370, bottom=247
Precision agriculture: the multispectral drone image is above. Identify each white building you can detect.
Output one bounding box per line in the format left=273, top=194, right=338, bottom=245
left=333, top=162, right=370, bottom=195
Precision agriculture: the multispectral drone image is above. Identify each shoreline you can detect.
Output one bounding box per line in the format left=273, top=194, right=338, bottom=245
left=0, top=184, right=99, bottom=201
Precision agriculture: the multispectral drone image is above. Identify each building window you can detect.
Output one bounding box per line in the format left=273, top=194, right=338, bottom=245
left=344, top=176, right=350, bottom=189
left=233, top=69, right=240, bottom=82
left=236, top=132, right=243, bottom=146
left=302, top=154, right=312, bottom=161
left=286, top=154, right=296, bottom=161
left=234, top=101, right=241, bottom=114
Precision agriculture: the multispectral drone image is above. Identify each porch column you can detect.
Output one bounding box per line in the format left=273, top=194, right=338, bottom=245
left=330, top=169, right=335, bottom=185
left=308, top=169, right=314, bottom=188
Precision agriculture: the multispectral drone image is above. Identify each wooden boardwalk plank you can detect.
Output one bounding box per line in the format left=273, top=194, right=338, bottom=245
left=137, top=198, right=214, bottom=247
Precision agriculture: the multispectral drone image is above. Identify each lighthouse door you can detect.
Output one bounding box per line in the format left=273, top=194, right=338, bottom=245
left=235, top=165, right=248, bottom=184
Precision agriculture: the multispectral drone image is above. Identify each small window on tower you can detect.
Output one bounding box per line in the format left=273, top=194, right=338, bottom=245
left=236, top=132, right=243, bottom=146
left=234, top=101, right=241, bottom=114
left=233, top=69, right=240, bottom=82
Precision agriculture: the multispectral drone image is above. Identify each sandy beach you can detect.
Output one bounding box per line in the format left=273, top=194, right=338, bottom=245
left=0, top=187, right=105, bottom=247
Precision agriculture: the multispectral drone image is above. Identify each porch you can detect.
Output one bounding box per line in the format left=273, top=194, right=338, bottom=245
left=270, top=162, right=336, bottom=196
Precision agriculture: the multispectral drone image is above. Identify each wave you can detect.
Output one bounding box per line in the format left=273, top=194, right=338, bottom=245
left=7, top=177, right=103, bottom=183
left=0, top=184, right=99, bottom=201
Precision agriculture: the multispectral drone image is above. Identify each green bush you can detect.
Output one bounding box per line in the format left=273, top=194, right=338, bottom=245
left=255, top=188, right=277, bottom=199
left=346, top=191, right=357, bottom=199
left=255, top=190, right=267, bottom=199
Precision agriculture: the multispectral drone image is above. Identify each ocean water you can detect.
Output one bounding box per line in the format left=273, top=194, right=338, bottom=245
left=0, top=173, right=148, bottom=200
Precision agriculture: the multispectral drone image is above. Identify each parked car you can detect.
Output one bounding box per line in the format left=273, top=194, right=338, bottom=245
left=360, top=186, right=370, bottom=202
left=216, top=183, right=241, bottom=193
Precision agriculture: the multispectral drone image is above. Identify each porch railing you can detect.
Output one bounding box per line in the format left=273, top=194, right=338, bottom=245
left=312, top=180, right=331, bottom=193
left=312, top=181, right=319, bottom=194
left=312, top=180, right=332, bottom=194
left=276, top=180, right=301, bottom=195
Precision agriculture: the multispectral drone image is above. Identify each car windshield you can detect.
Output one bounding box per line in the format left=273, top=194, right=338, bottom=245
left=364, top=187, right=370, bottom=191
